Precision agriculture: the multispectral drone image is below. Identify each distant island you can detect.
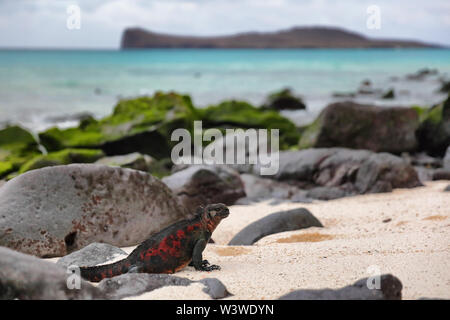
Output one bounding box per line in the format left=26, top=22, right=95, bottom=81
left=121, top=26, right=438, bottom=49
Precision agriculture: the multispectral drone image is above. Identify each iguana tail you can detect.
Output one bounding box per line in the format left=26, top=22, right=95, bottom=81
left=79, top=258, right=132, bottom=282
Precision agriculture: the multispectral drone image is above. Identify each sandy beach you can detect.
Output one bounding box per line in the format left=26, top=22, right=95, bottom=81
left=68, top=180, right=449, bottom=300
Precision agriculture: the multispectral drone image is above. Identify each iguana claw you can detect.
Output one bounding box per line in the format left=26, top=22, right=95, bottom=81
left=199, top=264, right=221, bottom=272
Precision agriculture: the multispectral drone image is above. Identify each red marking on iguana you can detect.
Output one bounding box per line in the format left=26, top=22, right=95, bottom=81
left=79, top=203, right=229, bottom=282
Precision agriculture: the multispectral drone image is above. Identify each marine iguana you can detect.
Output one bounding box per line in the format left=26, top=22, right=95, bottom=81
left=79, top=203, right=229, bottom=282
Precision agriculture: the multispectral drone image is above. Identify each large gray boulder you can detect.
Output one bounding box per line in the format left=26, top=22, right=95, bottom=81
left=299, top=101, right=420, bottom=154
left=279, top=274, right=402, bottom=300
left=162, top=165, right=245, bottom=213
left=0, top=164, right=191, bottom=257
left=0, top=246, right=102, bottom=300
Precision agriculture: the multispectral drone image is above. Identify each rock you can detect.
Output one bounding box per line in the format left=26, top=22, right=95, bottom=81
left=404, top=152, right=443, bottom=168
left=228, top=208, right=323, bottom=245
left=306, top=186, right=347, bottom=200
left=358, top=88, right=378, bottom=95
left=0, top=164, right=190, bottom=257
left=0, top=125, right=41, bottom=178
left=432, top=169, right=450, bottom=180
left=200, top=100, right=300, bottom=149
left=175, top=128, right=280, bottom=176
left=18, top=148, right=105, bottom=174
left=97, top=273, right=192, bottom=299
left=358, top=79, right=375, bottom=95
left=45, top=112, right=94, bottom=124
left=443, top=146, right=450, bottom=170
left=406, top=68, right=438, bottom=80
left=39, top=93, right=300, bottom=160
left=199, top=278, right=232, bottom=299
left=229, top=148, right=420, bottom=199
left=95, top=152, right=154, bottom=172
left=0, top=162, right=14, bottom=179
left=414, top=166, right=435, bottom=183
left=382, top=89, right=395, bottom=99
left=357, top=80, right=381, bottom=95
left=279, top=274, right=402, bottom=300
left=234, top=197, right=256, bottom=205
left=402, top=152, right=443, bottom=183
left=332, top=92, right=356, bottom=98
left=264, top=148, right=420, bottom=198
left=261, top=88, right=306, bottom=110
left=162, top=165, right=245, bottom=213
left=444, top=184, right=450, bottom=192
left=56, top=243, right=127, bottom=270
left=240, top=173, right=311, bottom=203
left=439, top=80, right=450, bottom=94
left=39, top=92, right=198, bottom=159
left=0, top=246, right=102, bottom=300
left=298, top=102, right=420, bottom=154
left=96, top=273, right=231, bottom=300
left=416, top=96, right=450, bottom=156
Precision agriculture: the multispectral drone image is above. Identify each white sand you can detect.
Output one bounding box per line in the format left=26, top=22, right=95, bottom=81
left=53, top=181, right=450, bottom=299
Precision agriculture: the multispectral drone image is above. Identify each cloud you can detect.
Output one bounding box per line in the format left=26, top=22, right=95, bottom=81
left=0, top=0, right=449, bottom=48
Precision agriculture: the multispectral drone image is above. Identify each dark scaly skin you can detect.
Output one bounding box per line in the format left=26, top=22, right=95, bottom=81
left=79, top=203, right=229, bottom=282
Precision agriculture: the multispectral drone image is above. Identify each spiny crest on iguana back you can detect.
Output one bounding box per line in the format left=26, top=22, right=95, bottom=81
left=79, top=203, right=230, bottom=282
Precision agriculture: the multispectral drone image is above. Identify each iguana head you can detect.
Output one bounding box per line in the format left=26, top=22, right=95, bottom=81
left=196, top=203, right=229, bottom=232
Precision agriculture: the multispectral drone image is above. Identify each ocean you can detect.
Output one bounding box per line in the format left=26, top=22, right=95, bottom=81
left=0, top=48, right=449, bottom=131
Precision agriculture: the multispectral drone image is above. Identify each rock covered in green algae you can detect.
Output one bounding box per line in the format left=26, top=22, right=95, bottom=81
left=18, top=148, right=105, bottom=174
left=39, top=92, right=300, bottom=159
left=199, top=100, right=300, bottom=149
left=416, top=95, right=450, bottom=157
left=39, top=92, right=200, bottom=159
left=261, top=88, right=306, bottom=110
left=0, top=125, right=42, bottom=178
left=0, top=162, right=14, bottom=179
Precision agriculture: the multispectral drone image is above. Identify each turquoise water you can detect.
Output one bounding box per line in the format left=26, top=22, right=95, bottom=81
left=0, top=49, right=449, bottom=130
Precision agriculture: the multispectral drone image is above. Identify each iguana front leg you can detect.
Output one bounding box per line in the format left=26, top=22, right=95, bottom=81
left=192, top=239, right=221, bottom=271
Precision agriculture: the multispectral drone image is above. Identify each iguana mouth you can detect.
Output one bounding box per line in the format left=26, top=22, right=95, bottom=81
left=219, top=207, right=230, bottom=218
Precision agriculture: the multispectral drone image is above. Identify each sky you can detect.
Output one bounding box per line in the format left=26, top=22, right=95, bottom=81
left=0, top=0, right=449, bottom=49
